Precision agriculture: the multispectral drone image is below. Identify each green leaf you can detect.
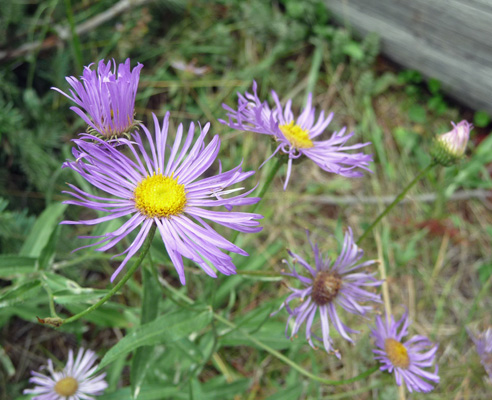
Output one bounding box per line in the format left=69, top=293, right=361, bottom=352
left=19, top=202, right=67, bottom=258
left=0, top=345, right=15, bottom=378
left=131, top=265, right=162, bottom=399
left=52, top=288, right=109, bottom=305
left=343, top=41, right=364, bottom=60
left=474, top=110, right=491, bottom=128
left=0, top=255, right=37, bottom=277
left=38, top=225, right=61, bottom=270
left=408, top=105, right=426, bottom=123
left=0, top=280, right=42, bottom=308
left=98, top=309, right=212, bottom=369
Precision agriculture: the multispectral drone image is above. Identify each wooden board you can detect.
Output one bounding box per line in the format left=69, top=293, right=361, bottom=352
left=325, top=0, right=492, bottom=114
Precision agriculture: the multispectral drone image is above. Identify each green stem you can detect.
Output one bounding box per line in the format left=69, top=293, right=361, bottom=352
left=213, top=313, right=378, bottom=385
left=458, top=273, right=492, bottom=347
left=159, top=278, right=379, bottom=385
left=357, top=162, right=435, bottom=245
left=230, top=156, right=284, bottom=244
left=41, top=273, right=59, bottom=318
left=62, top=225, right=157, bottom=325
left=64, top=0, right=83, bottom=72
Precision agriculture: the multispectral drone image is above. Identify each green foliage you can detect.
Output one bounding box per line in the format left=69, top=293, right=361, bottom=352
left=473, top=110, right=491, bottom=127
left=1, top=1, right=490, bottom=399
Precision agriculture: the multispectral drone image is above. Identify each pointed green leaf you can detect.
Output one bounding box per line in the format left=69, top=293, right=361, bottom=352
left=98, top=309, right=212, bottom=370
left=0, top=256, right=37, bottom=277
left=20, top=202, right=67, bottom=258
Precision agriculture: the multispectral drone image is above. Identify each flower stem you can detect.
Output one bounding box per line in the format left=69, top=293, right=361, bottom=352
left=213, top=313, right=378, bottom=385
left=230, top=156, right=283, bottom=244
left=159, top=278, right=379, bottom=385
left=62, top=225, right=157, bottom=325
left=357, top=162, right=435, bottom=245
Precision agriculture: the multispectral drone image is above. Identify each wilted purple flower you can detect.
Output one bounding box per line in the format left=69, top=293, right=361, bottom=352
left=220, top=81, right=373, bottom=189
left=53, top=59, right=143, bottom=138
left=274, top=228, right=381, bottom=357
left=62, top=112, right=262, bottom=284
left=371, top=311, right=440, bottom=393
left=431, top=120, right=472, bottom=166
left=468, top=327, right=492, bottom=381
left=23, top=348, right=107, bottom=400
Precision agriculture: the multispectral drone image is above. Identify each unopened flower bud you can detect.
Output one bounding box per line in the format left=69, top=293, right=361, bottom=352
left=431, top=120, right=472, bottom=166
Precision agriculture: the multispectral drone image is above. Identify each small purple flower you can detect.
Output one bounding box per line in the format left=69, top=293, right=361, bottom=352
left=371, top=311, right=440, bottom=393
left=220, top=81, right=373, bottom=189
left=23, top=348, right=107, bottom=400
left=468, top=327, right=492, bottom=381
left=52, top=59, right=143, bottom=138
left=62, top=112, right=262, bottom=284
left=274, top=228, right=381, bottom=357
left=431, top=120, right=472, bottom=166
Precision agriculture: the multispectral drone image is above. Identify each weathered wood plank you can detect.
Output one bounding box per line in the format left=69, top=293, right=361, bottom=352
left=325, top=0, right=492, bottom=113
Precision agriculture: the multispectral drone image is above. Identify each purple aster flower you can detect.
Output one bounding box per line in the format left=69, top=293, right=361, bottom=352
left=62, top=112, right=262, bottom=284
left=468, top=327, right=492, bottom=381
left=52, top=58, right=143, bottom=138
left=273, top=228, right=382, bottom=357
left=371, top=311, right=440, bottom=393
left=219, top=81, right=373, bottom=189
left=23, top=348, right=107, bottom=400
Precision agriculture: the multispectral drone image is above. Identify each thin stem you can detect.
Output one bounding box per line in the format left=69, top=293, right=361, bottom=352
left=213, top=313, right=379, bottom=385
left=357, top=162, right=435, bottom=245
left=40, top=273, right=59, bottom=318
left=230, top=156, right=284, bottom=244
left=62, top=225, right=157, bottom=325
left=159, top=277, right=379, bottom=385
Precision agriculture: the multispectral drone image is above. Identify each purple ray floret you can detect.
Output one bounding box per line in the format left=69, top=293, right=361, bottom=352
left=24, top=348, right=107, bottom=400
left=52, top=58, right=143, bottom=137
left=220, top=81, right=373, bottom=189
left=371, top=311, right=440, bottom=393
left=273, top=228, right=382, bottom=357
left=62, top=112, right=262, bottom=284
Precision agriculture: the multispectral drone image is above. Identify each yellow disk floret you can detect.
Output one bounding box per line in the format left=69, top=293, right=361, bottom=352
left=279, top=121, right=314, bottom=149
left=134, top=174, right=187, bottom=218
left=384, top=338, right=410, bottom=368
left=54, top=377, right=79, bottom=396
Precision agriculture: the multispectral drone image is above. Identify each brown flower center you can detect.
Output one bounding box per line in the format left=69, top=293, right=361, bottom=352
left=54, top=376, right=79, bottom=396
left=311, top=271, right=342, bottom=306
left=384, top=338, right=410, bottom=368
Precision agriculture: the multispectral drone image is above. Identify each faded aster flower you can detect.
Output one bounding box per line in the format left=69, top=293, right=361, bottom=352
left=220, top=81, right=373, bottom=189
left=62, top=112, right=262, bottom=284
left=52, top=58, right=143, bottom=138
left=24, top=348, right=107, bottom=400
left=468, top=327, right=492, bottom=381
left=274, top=228, right=382, bottom=357
left=431, top=120, right=472, bottom=166
left=371, top=311, right=440, bottom=393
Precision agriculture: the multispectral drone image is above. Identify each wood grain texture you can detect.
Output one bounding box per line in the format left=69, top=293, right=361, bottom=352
left=325, top=0, right=492, bottom=113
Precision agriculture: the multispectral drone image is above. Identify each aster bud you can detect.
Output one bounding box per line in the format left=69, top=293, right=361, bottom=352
left=431, top=120, right=472, bottom=166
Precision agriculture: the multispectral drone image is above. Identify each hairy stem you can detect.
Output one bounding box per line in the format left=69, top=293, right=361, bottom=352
left=357, top=162, right=435, bottom=245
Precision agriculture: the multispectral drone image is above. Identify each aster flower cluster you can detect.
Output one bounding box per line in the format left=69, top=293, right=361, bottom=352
left=54, top=60, right=262, bottom=286
left=35, top=58, right=475, bottom=397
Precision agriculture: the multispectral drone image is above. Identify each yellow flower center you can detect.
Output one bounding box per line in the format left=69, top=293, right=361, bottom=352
left=134, top=174, right=187, bottom=218
left=54, top=377, right=79, bottom=397
left=384, top=338, right=410, bottom=368
left=279, top=121, right=314, bottom=149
